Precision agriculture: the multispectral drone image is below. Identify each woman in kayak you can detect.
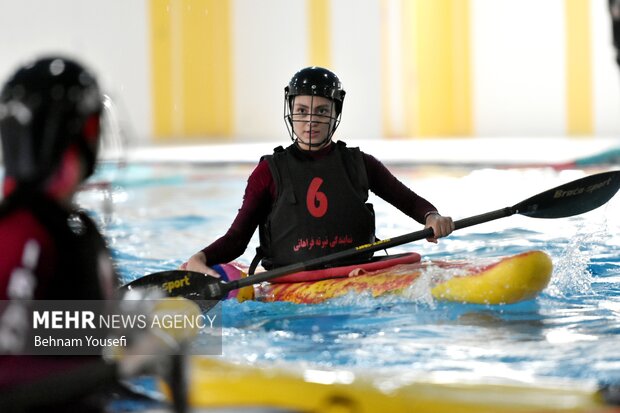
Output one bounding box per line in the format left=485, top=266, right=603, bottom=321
left=186, top=66, right=454, bottom=277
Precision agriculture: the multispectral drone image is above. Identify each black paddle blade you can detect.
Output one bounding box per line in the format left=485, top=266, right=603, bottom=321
left=120, top=270, right=227, bottom=301
left=513, top=170, right=620, bottom=218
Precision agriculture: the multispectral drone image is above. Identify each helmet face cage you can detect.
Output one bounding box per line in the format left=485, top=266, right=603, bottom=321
left=0, top=56, right=103, bottom=190
left=283, top=67, right=345, bottom=148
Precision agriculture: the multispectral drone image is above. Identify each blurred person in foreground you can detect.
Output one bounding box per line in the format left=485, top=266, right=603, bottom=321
left=0, top=56, right=118, bottom=412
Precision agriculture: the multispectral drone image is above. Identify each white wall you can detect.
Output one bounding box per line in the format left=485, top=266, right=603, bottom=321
left=331, top=0, right=383, bottom=140
left=231, top=0, right=383, bottom=141
left=0, top=0, right=151, bottom=143
left=232, top=0, right=306, bottom=141
left=472, top=0, right=566, bottom=137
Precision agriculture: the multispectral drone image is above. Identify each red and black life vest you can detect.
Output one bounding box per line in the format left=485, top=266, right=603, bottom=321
left=257, top=142, right=375, bottom=270
left=0, top=191, right=115, bottom=300
left=0, top=192, right=117, bottom=401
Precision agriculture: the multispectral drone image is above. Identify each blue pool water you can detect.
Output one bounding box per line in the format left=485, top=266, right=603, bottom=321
left=79, top=163, right=620, bottom=390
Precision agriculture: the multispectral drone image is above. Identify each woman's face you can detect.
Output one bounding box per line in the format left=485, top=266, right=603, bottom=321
left=290, top=95, right=337, bottom=151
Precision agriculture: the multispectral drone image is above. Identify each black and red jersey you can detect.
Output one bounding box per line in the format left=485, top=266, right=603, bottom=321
left=259, top=142, right=375, bottom=269
left=201, top=141, right=438, bottom=268
left=0, top=192, right=116, bottom=390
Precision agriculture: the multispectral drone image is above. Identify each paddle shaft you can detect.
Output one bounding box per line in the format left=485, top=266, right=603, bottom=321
left=225, top=206, right=514, bottom=291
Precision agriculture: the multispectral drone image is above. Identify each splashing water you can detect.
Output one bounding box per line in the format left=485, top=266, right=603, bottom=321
left=547, top=227, right=599, bottom=298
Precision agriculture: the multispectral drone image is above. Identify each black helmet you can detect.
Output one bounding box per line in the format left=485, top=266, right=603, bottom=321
left=284, top=67, right=345, bottom=145
left=0, top=56, right=103, bottom=190
left=285, top=66, right=345, bottom=114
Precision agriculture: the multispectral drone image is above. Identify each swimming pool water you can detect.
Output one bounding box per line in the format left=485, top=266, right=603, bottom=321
left=80, top=163, right=620, bottom=389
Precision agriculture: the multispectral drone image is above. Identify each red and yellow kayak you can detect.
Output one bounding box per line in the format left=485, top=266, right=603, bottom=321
left=216, top=250, right=553, bottom=305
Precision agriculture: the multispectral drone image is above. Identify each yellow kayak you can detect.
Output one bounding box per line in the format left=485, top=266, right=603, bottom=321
left=159, top=356, right=619, bottom=413
left=218, top=250, right=553, bottom=305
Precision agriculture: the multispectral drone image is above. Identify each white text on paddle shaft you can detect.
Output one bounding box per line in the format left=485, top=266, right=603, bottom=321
left=162, top=275, right=190, bottom=293
left=32, top=311, right=218, bottom=329
left=553, top=177, right=613, bottom=199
